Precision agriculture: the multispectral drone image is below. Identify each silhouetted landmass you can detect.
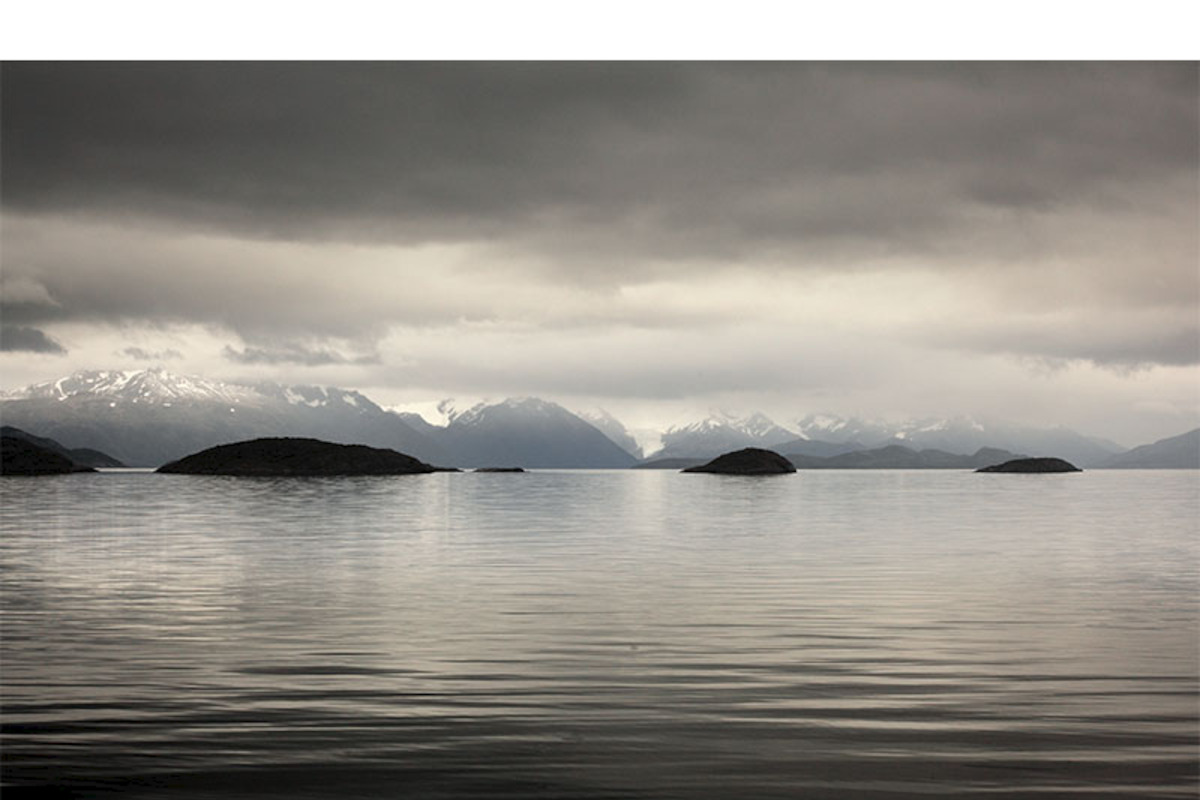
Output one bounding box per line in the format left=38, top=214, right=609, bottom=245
left=474, top=467, right=526, bottom=472
left=786, top=445, right=1023, bottom=469
left=157, top=438, right=438, bottom=476
left=1, top=436, right=97, bottom=475
left=0, top=425, right=125, bottom=467
left=633, top=457, right=706, bottom=470
left=683, top=448, right=797, bottom=475
left=976, top=457, right=1081, bottom=473
left=0, top=370, right=449, bottom=467
left=1095, top=428, right=1200, bottom=469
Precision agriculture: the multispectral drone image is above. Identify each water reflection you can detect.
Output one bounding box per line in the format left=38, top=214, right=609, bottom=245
left=2, top=470, right=1197, bottom=798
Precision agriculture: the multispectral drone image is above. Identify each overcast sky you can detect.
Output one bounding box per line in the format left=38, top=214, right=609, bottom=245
left=1, top=62, right=1197, bottom=444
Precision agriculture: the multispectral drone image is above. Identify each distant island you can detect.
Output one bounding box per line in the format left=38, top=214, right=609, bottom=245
left=785, top=445, right=1023, bottom=470
left=976, top=457, right=1081, bottom=473
left=1, top=436, right=97, bottom=475
left=474, top=467, right=526, bottom=473
left=683, top=448, right=797, bottom=475
left=157, top=438, right=439, bottom=476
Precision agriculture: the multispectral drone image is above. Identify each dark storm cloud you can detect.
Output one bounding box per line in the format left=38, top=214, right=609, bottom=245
left=1, top=62, right=691, bottom=245
left=0, top=325, right=67, bottom=354
left=3, top=62, right=1195, bottom=264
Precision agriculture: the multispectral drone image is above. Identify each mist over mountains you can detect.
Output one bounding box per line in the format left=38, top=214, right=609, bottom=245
left=0, top=369, right=445, bottom=467
left=0, top=369, right=633, bottom=468
left=0, top=368, right=1190, bottom=469
left=1095, top=429, right=1200, bottom=469
left=782, top=414, right=1126, bottom=468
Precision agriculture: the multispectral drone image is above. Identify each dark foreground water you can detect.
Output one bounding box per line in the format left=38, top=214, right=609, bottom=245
left=2, top=469, right=1197, bottom=798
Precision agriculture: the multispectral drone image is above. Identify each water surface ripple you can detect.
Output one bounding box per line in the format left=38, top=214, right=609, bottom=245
left=2, top=469, right=1197, bottom=798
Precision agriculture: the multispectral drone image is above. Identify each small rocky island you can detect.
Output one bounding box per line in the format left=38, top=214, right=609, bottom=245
left=976, top=457, right=1081, bottom=473
left=1, top=436, right=97, bottom=475
left=683, top=447, right=797, bottom=475
left=157, top=437, right=438, bottom=476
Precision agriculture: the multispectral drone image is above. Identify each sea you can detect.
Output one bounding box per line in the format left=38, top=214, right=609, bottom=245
left=1, top=469, right=1197, bottom=799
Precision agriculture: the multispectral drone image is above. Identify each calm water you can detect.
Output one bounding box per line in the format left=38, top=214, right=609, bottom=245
left=2, top=469, right=1197, bottom=798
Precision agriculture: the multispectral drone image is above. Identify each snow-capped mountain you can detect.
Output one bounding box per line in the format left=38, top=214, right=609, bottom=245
left=255, top=383, right=382, bottom=413
left=3, top=368, right=260, bottom=406
left=785, top=413, right=1124, bottom=467
left=1, top=368, right=1134, bottom=469
left=0, top=370, right=639, bottom=469
left=792, top=413, right=898, bottom=446
left=0, top=369, right=445, bottom=466
left=577, top=409, right=643, bottom=459
left=648, top=411, right=798, bottom=460
left=441, top=398, right=637, bottom=468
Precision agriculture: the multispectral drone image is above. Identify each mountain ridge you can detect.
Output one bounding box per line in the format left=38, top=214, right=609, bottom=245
left=785, top=445, right=1024, bottom=470
left=5, top=368, right=1193, bottom=470
left=1094, top=428, right=1200, bottom=469
left=0, top=369, right=634, bottom=469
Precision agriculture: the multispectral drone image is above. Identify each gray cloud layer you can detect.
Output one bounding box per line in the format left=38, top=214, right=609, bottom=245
left=4, top=63, right=1195, bottom=262
left=1, top=325, right=67, bottom=354
left=1, top=62, right=1196, bottom=385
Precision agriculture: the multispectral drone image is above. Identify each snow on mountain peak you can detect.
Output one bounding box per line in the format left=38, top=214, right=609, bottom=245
left=577, top=408, right=644, bottom=459
left=738, top=412, right=790, bottom=439
left=577, top=408, right=620, bottom=427
left=794, top=413, right=990, bottom=445
left=8, top=368, right=259, bottom=405
left=446, top=397, right=564, bottom=427
left=797, top=413, right=849, bottom=434
left=668, top=410, right=793, bottom=441
left=284, top=387, right=326, bottom=408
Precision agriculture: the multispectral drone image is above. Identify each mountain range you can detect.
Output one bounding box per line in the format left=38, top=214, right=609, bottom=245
left=1094, top=429, right=1200, bottom=469
left=0, top=370, right=444, bottom=467
left=648, top=411, right=1124, bottom=467
left=0, top=370, right=633, bottom=468
left=653, top=411, right=809, bottom=460
left=785, top=445, right=1026, bottom=470
left=1, top=368, right=1194, bottom=469
left=780, top=414, right=1125, bottom=468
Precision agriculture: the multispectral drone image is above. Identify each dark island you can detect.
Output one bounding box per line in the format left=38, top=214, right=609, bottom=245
left=474, top=467, right=526, bottom=472
left=976, top=457, right=1081, bottom=473
left=683, top=447, right=797, bottom=475
left=157, top=437, right=439, bottom=476
left=1, top=436, right=97, bottom=475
